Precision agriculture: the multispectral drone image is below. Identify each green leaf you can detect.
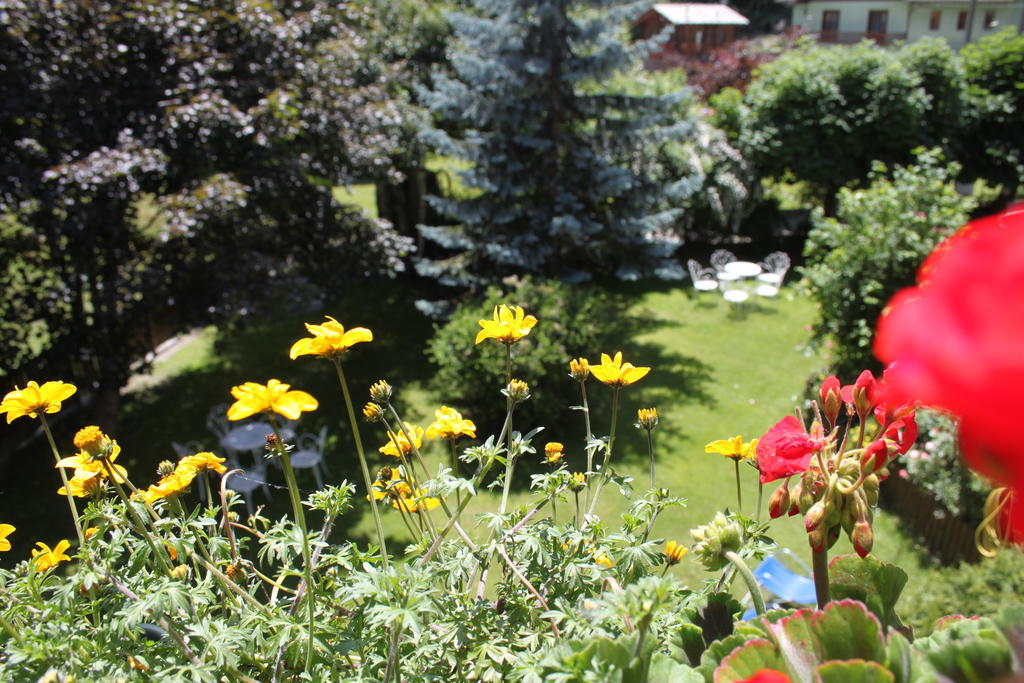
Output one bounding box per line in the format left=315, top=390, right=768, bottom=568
left=700, top=633, right=763, bottom=682
left=816, top=660, right=895, bottom=683
left=648, top=652, right=703, bottom=682
left=913, top=616, right=1013, bottom=682
left=712, top=639, right=787, bottom=683
left=677, top=623, right=707, bottom=667
left=828, top=554, right=908, bottom=631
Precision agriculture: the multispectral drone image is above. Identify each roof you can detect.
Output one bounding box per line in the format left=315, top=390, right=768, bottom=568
left=651, top=3, right=751, bottom=25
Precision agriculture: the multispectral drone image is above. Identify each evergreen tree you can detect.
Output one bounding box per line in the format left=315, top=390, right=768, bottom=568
left=417, top=0, right=694, bottom=291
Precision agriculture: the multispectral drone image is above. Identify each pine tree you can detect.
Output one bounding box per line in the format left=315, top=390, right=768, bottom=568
left=417, top=0, right=694, bottom=291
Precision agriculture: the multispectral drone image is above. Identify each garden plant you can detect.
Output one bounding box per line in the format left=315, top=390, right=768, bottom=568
left=2, top=205, right=1024, bottom=680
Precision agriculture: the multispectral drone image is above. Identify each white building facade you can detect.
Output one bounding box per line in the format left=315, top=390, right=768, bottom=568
left=792, top=0, right=1023, bottom=48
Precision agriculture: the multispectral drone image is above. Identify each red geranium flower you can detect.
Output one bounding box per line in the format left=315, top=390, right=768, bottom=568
left=756, top=415, right=823, bottom=484
left=875, top=204, right=1024, bottom=531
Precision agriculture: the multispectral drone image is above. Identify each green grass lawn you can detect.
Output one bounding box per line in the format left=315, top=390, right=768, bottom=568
left=0, top=277, right=991, bottom=626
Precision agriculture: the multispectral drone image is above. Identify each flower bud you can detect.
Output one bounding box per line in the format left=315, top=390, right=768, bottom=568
left=362, top=402, right=384, bottom=422
left=863, top=475, right=880, bottom=506
left=569, top=472, right=587, bottom=492
left=860, top=439, right=889, bottom=475
left=804, top=500, right=826, bottom=532
left=544, top=442, right=565, bottom=464
left=73, top=425, right=108, bottom=458
left=157, top=460, right=177, bottom=477
left=768, top=482, right=791, bottom=519
left=852, top=520, right=874, bottom=558
left=853, top=370, right=876, bottom=421
left=637, top=407, right=658, bottom=430
left=225, top=563, right=245, bottom=581
left=820, top=375, right=842, bottom=426
left=664, top=540, right=688, bottom=565
left=569, top=358, right=590, bottom=382
left=169, top=564, right=190, bottom=580
left=369, top=379, right=393, bottom=403
left=827, top=524, right=841, bottom=550
left=807, top=526, right=826, bottom=552
left=506, top=379, right=530, bottom=402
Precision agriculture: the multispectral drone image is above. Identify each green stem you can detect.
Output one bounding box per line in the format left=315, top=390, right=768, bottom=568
left=332, top=359, right=389, bottom=567
left=102, top=459, right=173, bottom=575
left=811, top=547, right=830, bottom=609
left=725, top=550, right=766, bottom=616
left=734, top=459, right=743, bottom=512
left=580, top=380, right=594, bottom=510
left=586, top=387, right=620, bottom=518
left=39, top=415, right=86, bottom=547
left=756, top=480, right=764, bottom=524
left=270, top=417, right=315, bottom=673
left=646, top=429, right=655, bottom=490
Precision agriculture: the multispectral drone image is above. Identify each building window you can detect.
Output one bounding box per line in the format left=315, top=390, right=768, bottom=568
left=867, top=10, right=889, bottom=36
left=957, top=11, right=967, bottom=29
left=984, top=11, right=998, bottom=28
left=929, top=10, right=941, bottom=30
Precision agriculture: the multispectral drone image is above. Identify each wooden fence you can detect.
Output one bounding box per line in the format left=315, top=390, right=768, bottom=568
left=880, top=476, right=981, bottom=565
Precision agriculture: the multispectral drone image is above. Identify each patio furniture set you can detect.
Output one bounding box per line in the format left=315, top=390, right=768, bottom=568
left=172, top=407, right=329, bottom=515
left=687, top=249, right=791, bottom=306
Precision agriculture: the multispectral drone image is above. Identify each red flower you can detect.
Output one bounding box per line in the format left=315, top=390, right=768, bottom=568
left=756, top=416, right=822, bottom=484
left=875, top=204, right=1024, bottom=532
left=840, top=370, right=876, bottom=420
left=819, top=375, right=842, bottom=425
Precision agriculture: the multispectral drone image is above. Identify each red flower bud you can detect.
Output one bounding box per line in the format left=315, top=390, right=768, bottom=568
left=768, top=482, right=791, bottom=519
left=861, top=439, right=889, bottom=475
left=852, top=520, right=874, bottom=558
left=804, top=500, right=826, bottom=532
left=853, top=370, right=876, bottom=419
left=820, top=375, right=842, bottom=426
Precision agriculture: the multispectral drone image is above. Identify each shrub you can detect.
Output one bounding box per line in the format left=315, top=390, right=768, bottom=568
left=802, top=148, right=976, bottom=378
left=902, top=409, right=991, bottom=524
left=426, top=278, right=639, bottom=437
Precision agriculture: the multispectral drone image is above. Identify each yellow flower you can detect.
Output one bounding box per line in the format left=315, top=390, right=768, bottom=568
left=135, top=468, right=196, bottom=504
left=0, top=381, right=76, bottom=423
left=32, top=539, right=71, bottom=573
left=368, top=467, right=408, bottom=502
left=569, top=358, right=590, bottom=382
left=289, top=316, right=373, bottom=360
left=589, top=352, right=650, bottom=386
left=391, top=488, right=441, bottom=512
left=227, top=379, right=318, bottom=421
left=593, top=552, right=613, bottom=568
left=0, top=524, right=14, bottom=552
left=84, top=527, right=100, bottom=540
left=178, top=452, right=228, bottom=476
left=425, top=406, right=477, bottom=440
left=73, top=425, right=106, bottom=455
left=379, top=424, right=424, bottom=457
left=637, top=408, right=659, bottom=430
left=569, top=472, right=587, bottom=491
left=475, top=304, right=538, bottom=344
left=664, top=540, right=688, bottom=565
left=704, top=435, right=758, bottom=462
left=544, top=442, right=565, bottom=464
left=56, top=439, right=128, bottom=484
left=58, top=474, right=105, bottom=498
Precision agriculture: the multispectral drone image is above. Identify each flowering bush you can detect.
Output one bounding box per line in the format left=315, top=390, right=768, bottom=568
left=3, top=207, right=1024, bottom=679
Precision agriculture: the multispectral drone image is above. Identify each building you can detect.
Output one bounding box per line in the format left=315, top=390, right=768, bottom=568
left=792, top=0, right=1024, bottom=47
left=635, top=3, right=751, bottom=59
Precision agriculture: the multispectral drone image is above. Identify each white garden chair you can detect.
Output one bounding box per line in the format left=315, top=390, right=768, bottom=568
left=290, top=426, right=328, bottom=490
left=687, top=259, right=719, bottom=294
left=757, top=251, right=791, bottom=286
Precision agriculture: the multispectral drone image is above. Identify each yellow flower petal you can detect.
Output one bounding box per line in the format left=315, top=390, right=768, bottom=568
left=0, top=381, right=77, bottom=423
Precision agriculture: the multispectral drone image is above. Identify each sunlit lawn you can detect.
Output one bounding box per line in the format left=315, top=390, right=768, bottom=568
left=0, top=276, right=942, bottom=618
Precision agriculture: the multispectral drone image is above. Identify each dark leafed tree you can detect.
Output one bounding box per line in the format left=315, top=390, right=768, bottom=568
left=416, top=0, right=694, bottom=296
left=0, top=1, right=411, bottom=427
